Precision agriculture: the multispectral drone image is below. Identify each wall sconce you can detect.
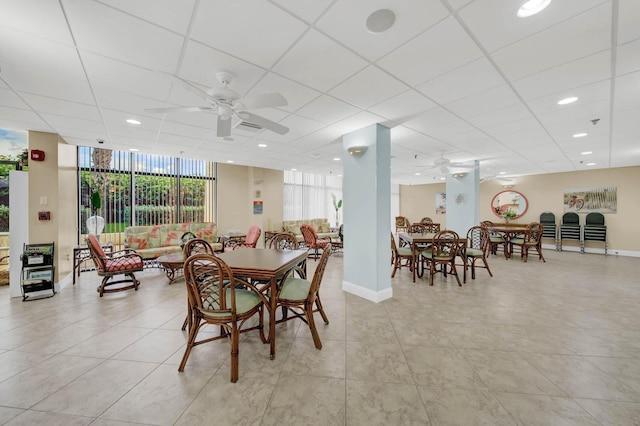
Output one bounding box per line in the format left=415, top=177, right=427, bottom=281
left=347, top=146, right=368, bottom=157
left=502, top=184, right=514, bottom=189
left=452, top=172, right=467, bottom=178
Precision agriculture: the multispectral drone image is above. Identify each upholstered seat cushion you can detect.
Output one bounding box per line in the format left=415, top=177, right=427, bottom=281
left=104, top=256, right=144, bottom=271
left=279, top=277, right=311, bottom=301
left=466, top=248, right=484, bottom=257
left=202, top=288, right=262, bottom=317
left=397, top=247, right=413, bottom=257
left=421, top=248, right=454, bottom=261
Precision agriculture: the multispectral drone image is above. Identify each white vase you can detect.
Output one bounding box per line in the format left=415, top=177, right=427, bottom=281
left=86, top=215, right=105, bottom=240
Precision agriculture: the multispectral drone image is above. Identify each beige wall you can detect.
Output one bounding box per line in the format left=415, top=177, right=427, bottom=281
left=216, top=163, right=283, bottom=246
left=28, top=131, right=77, bottom=281
left=400, top=166, right=640, bottom=253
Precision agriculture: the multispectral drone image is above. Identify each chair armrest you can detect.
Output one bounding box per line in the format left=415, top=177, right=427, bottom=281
left=108, top=248, right=142, bottom=259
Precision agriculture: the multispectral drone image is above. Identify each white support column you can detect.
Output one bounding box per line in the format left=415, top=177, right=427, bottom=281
left=342, top=124, right=392, bottom=303
left=445, top=161, right=479, bottom=236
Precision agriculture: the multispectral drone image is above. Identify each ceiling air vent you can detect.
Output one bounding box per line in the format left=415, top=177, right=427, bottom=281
left=234, top=120, right=263, bottom=133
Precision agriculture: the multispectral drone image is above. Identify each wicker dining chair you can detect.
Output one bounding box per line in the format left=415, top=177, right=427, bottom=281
left=267, top=232, right=299, bottom=250
left=180, top=239, right=216, bottom=332
left=178, top=253, right=268, bottom=382
left=465, top=226, right=493, bottom=279
left=420, top=217, right=433, bottom=224
left=391, top=232, right=414, bottom=278
left=510, top=222, right=546, bottom=262
left=421, top=230, right=462, bottom=286
left=275, top=245, right=331, bottom=350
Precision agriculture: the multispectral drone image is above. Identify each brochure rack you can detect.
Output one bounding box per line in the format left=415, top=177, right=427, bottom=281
left=21, top=242, right=55, bottom=301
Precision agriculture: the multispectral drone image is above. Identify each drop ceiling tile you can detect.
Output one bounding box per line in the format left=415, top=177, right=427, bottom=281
left=81, top=53, right=173, bottom=102
left=512, top=50, right=611, bottom=101
left=329, top=66, right=407, bottom=109
left=178, top=41, right=267, bottom=95
left=466, top=103, right=532, bottom=129
left=273, top=29, right=368, bottom=92
left=616, top=38, right=640, bottom=76
left=613, top=71, right=640, bottom=112
left=0, top=88, right=30, bottom=109
left=64, top=0, right=183, bottom=72
left=0, top=116, right=52, bottom=133
left=1, top=0, right=73, bottom=44
left=159, top=121, right=211, bottom=140
left=417, top=57, right=506, bottom=104
left=491, top=3, right=612, bottom=81
left=191, top=0, right=307, bottom=69
left=3, top=66, right=94, bottom=104
left=316, top=0, right=449, bottom=61
left=270, top=0, right=334, bottom=23
left=0, top=27, right=85, bottom=80
left=280, top=114, right=326, bottom=135
left=20, top=94, right=101, bottom=121
left=618, top=0, right=640, bottom=44
left=296, top=95, right=361, bottom=124
left=39, top=113, right=103, bottom=133
left=378, top=16, right=483, bottom=86
left=448, top=0, right=474, bottom=11
left=446, top=84, right=520, bottom=119
left=332, top=111, right=386, bottom=134
left=247, top=73, right=321, bottom=114
left=56, top=127, right=108, bottom=144
left=369, top=90, right=436, bottom=125
left=99, top=0, right=196, bottom=34
left=459, top=0, right=609, bottom=53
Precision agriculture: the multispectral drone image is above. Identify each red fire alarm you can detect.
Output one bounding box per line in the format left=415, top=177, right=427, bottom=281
left=30, top=149, right=45, bottom=161
left=38, top=211, right=51, bottom=221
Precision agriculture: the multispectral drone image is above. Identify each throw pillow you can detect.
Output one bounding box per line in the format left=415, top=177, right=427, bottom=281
left=286, top=225, right=301, bottom=235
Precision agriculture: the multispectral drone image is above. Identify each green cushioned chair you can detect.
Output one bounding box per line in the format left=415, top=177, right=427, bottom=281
left=465, top=226, right=493, bottom=279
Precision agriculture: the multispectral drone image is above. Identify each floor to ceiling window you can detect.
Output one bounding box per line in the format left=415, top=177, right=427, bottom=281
left=78, top=147, right=215, bottom=247
left=283, top=170, right=342, bottom=226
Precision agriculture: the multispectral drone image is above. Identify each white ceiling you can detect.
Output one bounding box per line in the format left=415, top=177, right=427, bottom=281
left=1, top=0, right=639, bottom=184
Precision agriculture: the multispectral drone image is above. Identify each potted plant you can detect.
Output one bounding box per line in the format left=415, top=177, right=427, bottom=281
left=502, top=210, right=517, bottom=223
left=331, top=193, right=342, bottom=229
left=87, top=190, right=105, bottom=239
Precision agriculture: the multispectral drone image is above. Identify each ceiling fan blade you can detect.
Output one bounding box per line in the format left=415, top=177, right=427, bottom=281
left=237, top=111, right=289, bottom=135
left=217, top=116, right=232, bottom=138
left=145, top=106, right=213, bottom=114
left=237, top=92, right=288, bottom=110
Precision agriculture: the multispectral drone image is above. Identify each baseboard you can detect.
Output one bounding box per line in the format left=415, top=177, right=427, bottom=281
left=342, top=280, right=393, bottom=303
left=548, top=244, right=640, bottom=257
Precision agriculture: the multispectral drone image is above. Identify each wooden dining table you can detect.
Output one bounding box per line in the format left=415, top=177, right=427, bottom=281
left=217, top=247, right=308, bottom=360
left=487, top=225, right=528, bottom=258
left=398, top=232, right=467, bottom=283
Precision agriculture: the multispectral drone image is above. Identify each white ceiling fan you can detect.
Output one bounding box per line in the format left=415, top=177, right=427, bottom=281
left=146, top=71, right=289, bottom=138
left=422, top=153, right=479, bottom=174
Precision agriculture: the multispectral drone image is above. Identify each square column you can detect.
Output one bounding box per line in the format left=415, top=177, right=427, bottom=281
left=342, top=124, right=392, bottom=302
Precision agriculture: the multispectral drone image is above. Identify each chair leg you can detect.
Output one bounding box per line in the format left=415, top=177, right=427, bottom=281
left=451, top=262, right=462, bottom=286
left=178, top=318, right=200, bottom=372
left=230, top=322, right=239, bottom=383
left=315, top=295, right=329, bottom=324
left=305, top=301, right=322, bottom=350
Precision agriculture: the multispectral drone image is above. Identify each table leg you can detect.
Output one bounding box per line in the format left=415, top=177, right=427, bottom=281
left=269, top=276, right=277, bottom=360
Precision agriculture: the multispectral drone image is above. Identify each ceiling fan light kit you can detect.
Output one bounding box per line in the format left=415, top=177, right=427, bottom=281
left=146, top=71, right=289, bottom=138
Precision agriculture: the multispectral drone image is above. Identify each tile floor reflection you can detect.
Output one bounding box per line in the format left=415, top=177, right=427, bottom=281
left=0, top=248, right=639, bottom=425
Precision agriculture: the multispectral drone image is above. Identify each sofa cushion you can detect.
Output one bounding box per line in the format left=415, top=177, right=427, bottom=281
left=285, top=224, right=301, bottom=235
left=126, top=232, right=149, bottom=250
left=190, top=222, right=218, bottom=243
left=317, top=222, right=330, bottom=233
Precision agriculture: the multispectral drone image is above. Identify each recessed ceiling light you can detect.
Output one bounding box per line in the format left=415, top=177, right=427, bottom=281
left=557, top=96, right=578, bottom=105
left=365, top=9, right=396, bottom=33
left=291, top=168, right=297, bottom=171
left=258, top=143, right=267, bottom=148
left=517, top=0, right=552, bottom=18
left=499, top=171, right=506, bottom=175
left=129, top=148, right=139, bottom=152
left=337, top=174, right=342, bottom=177
left=440, top=177, right=446, bottom=181
left=333, top=157, right=340, bottom=161
left=126, top=119, right=141, bottom=125
left=226, top=160, right=234, bottom=164
left=581, top=151, right=593, bottom=155
left=415, top=172, right=421, bottom=176
left=573, top=132, right=588, bottom=138
left=586, top=162, right=596, bottom=166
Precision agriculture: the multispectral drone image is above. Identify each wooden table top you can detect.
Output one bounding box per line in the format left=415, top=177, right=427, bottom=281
left=217, top=248, right=308, bottom=279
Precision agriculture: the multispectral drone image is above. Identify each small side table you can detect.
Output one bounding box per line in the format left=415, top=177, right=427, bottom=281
left=221, top=234, right=246, bottom=251
left=73, top=242, right=113, bottom=284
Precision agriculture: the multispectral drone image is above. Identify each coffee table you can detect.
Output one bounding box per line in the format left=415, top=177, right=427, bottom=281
left=156, top=252, right=185, bottom=284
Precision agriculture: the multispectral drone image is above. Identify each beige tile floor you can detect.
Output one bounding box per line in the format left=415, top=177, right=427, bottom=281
left=0, top=248, right=640, bottom=425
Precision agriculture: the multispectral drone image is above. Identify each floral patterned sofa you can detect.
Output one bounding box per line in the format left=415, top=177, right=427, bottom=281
left=123, top=222, right=222, bottom=261
left=282, top=218, right=339, bottom=243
